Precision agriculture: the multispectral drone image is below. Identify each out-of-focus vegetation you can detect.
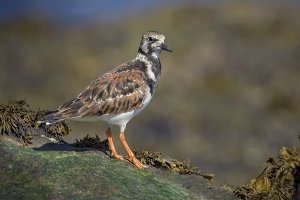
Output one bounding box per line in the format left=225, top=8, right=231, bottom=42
left=1, top=2, right=300, bottom=184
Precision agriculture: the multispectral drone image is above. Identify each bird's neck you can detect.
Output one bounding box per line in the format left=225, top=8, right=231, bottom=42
left=136, top=48, right=161, bottom=62
left=136, top=50, right=161, bottom=91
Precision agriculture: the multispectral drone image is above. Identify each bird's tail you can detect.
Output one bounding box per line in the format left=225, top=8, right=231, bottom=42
left=37, top=110, right=65, bottom=125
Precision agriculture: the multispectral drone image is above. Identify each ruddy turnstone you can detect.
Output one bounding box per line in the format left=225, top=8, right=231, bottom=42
left=38, top=31, right=172, bottom=169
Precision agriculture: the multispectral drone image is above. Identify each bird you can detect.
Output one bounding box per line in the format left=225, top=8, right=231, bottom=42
left=38, top=31, right=172, bottom=169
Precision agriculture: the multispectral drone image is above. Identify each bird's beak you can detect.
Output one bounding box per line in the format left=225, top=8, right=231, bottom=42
left=161, top=42, right=173, bottom=52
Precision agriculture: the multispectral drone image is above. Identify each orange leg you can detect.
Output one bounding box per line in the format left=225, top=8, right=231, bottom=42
left=106, top=128, right=124, bottom=160
left=119, top=132, right=147, bottom=169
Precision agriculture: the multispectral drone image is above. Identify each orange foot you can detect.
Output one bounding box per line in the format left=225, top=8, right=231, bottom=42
left=119, top=132, right=148, bottom=169
left=112, top=153, right=125, bottom=161
left=127, top=156, right=148, bottom=169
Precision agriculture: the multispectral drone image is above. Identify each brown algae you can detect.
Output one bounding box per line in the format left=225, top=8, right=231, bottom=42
left=0, top=100, right=70, bottom=145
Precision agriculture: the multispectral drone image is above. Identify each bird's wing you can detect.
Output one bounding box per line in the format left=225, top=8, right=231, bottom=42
left=56, top=68, right=148, bottom=119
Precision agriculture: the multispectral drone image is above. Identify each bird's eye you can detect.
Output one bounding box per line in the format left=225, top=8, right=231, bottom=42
left=148, top=37, right=154, bottom=41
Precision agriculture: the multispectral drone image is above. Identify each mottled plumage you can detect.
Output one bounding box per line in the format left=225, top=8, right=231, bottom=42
left=38, top=31, right=172, bottom=169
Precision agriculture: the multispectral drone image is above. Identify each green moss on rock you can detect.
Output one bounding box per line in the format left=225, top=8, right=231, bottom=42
left=0, top=140, right=236, bottom=200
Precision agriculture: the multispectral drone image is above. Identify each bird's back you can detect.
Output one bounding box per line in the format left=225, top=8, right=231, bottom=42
left=39, top=59, right=150, bottom=124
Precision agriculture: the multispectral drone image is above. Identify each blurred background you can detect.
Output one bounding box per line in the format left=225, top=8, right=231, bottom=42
left=1, top=0, right=300, bottom=185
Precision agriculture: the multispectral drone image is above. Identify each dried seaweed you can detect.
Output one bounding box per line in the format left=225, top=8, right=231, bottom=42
left=0, top=100, right=70, bottom=145
left=235, top=147, right=300, bottom=200
left=137, top=151, right=215, bottom=182
left=36, top=110, right=71, bottom=140
left=72, top=134, right=109, bottom=150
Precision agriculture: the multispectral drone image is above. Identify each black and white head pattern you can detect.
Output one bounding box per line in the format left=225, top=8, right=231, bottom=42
left=138, top=31, right=169, bottom=56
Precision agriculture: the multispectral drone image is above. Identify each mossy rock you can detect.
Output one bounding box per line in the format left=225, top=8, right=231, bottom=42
left=0, top=136, right=237, bottom=200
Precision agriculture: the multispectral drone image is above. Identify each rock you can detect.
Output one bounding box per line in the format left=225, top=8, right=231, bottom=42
left=0, top=132, right=237, bottom=200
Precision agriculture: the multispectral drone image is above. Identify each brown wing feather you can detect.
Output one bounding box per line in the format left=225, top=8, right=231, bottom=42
left=57, top=68, right=147, bottom=119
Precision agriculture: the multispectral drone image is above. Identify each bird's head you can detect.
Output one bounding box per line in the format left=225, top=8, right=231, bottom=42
left=138, top=31, right=172, bottom=58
